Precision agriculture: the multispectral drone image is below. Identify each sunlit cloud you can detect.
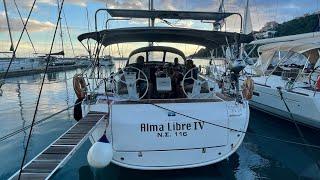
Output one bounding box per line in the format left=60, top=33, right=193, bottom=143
left=0, top=11, right=55, bottom=32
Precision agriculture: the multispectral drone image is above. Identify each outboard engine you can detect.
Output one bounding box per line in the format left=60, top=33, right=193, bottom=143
left=228, top=58, right=247, bottom=103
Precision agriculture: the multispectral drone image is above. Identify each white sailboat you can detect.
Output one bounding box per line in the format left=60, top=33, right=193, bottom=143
left=241, top=37, right=320, bottom=128
left=75, top=8, right=252, bottom=170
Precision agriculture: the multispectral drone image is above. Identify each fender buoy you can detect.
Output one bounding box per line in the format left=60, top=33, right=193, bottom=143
left=87, top=134, right=113, bottom=168
left=73, top=74, right=87, bottom=100
left=242, top=76, right=254, bottom=100
left=316, top=75, right=320, bottom=91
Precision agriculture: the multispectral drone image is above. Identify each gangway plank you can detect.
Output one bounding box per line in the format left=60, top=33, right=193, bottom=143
left=10, top=112, right=107, bottom=180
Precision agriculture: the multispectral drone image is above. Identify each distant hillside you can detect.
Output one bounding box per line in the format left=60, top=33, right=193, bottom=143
left=275, top=13, right=319, bottom=37
left=192, top=13, right=320, bottom=58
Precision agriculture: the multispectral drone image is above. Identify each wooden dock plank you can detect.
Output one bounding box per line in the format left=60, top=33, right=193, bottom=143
left=12, top=173, right=49, bottom=180
left=10, top=112, right=106, bottom=180
left=43, top=146, right=74, bottom=154
left=37, top=154, right=67, bottom=161
left=54, top=139, right=81, bottom=145
left=23, top=161, right=60, bottom=173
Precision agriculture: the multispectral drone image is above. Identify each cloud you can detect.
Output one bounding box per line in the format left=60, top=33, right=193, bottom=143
left=0, top=11, right=55, bottom=32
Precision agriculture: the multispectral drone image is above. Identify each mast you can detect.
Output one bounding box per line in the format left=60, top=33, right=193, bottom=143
left=213, top=0, right=224, bottom=31
left=243, top=0, right=252, bottom=35
left=241, top=0, right=252, bottom=57
left=2, top=0, right=14, bottom=51
left=148, top=0, right=154, bottom=47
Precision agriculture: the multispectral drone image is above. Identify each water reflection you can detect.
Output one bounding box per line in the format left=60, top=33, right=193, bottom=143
left=1, top=61, right=320, bottom=179
left=16, top=81, right=27, bottom=150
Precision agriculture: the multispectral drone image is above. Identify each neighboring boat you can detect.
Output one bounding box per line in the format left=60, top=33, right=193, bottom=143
left=76, top=8, right=253, bottom=170
left=240, top=36, right=320, bottom=128
left=100, top=55, right=115, bottom=67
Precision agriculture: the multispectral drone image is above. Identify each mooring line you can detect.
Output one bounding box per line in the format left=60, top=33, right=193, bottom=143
left=148, top=102, right=320, bottom=150
left=17, top=0, right=66, bottom=179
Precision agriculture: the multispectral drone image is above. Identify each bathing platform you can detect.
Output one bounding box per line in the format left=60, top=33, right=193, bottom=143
left=10, top=112, right=106, bottom=180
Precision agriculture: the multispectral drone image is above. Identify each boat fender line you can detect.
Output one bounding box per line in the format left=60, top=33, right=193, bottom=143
left=276, top=86, right=320, bottom=170
left=87, top=133, right=113, bottom=168
left=242, top=76, right=254, bottom=100
left=73, top=74, right=87, bottom=121
left=73, top=98, right=83, bottom=121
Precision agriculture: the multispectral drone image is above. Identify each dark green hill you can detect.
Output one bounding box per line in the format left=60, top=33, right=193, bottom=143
left=192, top=13, right=320, bottom=58
left=275, top=14, right=319, bottom=37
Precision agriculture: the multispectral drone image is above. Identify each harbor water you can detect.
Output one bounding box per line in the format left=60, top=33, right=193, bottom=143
left=0, top=60, right=320, bottom=179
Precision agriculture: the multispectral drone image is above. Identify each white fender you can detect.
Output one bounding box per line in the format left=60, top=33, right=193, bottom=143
left=87, top=134, right=113, bottom=168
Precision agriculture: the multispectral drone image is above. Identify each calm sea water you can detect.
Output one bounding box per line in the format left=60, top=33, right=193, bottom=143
left=0, top=60, right=320, bottom=179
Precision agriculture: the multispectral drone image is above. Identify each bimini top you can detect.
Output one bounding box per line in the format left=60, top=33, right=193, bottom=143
left=254, top=37, right=320, bottom=73
left=128, top=46, right=186, bottom=60
left=107, top=9, right=238, bottom=22
left=78, top=27, right=253, bottom=49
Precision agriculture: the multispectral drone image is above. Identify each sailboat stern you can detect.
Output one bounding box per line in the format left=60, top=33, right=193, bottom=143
left=108, top=100, right=249, bottom=170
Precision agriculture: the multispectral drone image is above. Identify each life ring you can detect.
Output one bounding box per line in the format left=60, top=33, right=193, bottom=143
left=242, top=76, right=254, bottom=100
left=73, top=74, right=87, bottom=100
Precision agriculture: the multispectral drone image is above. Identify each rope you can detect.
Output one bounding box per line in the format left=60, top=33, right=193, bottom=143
left=0, top=100, right=82, bottom=143
left=17, top=0, right=65, bottom=178
left=13, top=0, right=37, bottom=54
left=57, top=0, right=65, bottom=56
left=277, top=87, right=320, bottom=169
left=62, top=9, right=76, bottom=57
left=147, top=102, right=320, bottom=150
left=2, top=0, right=14, bottom=51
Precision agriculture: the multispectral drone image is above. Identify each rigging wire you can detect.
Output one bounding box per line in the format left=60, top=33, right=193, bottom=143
left=17, top=0, right=65, bottom=179
left=2, top=0, right=14, bottom=51
left=62, top=9, right=76, bottom=57
left=85, top=7, right=92, bottom=60
left=57, top=0, right=65, bottom=57
left=13, top=0, right=37, bottom=54
left=0, top=100, right=83, bottom=143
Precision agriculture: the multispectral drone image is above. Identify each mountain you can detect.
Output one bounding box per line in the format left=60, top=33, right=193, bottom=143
left=275, top=13, right=319, bottom=37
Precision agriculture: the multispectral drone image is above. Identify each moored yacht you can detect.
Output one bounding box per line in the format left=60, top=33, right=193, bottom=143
left=76, top=8, right=253, bottom=170
left=241, top=36, right=320, bottom=128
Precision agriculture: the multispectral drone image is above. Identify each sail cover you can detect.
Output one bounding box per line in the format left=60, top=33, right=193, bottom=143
left=78, top=27, right=253, bottom=49
left=107, top=9, right=238, bottom=22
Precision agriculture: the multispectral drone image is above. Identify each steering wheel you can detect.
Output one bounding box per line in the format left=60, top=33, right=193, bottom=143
left=182, top=67, right=213, bottom=99
left=112, top=66, right=149, bottom=100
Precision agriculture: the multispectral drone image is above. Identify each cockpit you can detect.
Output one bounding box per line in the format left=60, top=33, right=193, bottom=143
left=111, top=46, right=212, bottom=100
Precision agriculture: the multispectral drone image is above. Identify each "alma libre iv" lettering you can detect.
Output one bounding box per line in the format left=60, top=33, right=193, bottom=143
left=140, top=122, right=204, bottom=132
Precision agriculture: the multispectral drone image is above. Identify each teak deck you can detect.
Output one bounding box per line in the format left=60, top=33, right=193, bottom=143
left=10, top=112, right=106, bottom=180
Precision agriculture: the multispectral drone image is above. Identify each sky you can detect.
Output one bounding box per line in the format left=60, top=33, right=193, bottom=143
left=0, top=0, right=319, bottom=57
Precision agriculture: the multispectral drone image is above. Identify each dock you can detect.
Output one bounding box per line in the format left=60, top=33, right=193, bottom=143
left=10, top=112, right=106, bottom=180
left=0, top=64, right=88, bottom=79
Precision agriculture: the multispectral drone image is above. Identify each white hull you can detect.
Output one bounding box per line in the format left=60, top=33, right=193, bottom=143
left=240, top=76, right=320, bottom=128
left=88, top=98, right=249, bottom=170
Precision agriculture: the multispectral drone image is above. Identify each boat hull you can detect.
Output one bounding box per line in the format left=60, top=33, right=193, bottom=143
left=240, top=79, right=320, bottom=128
left=89, top=99, right=249, bottom=170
